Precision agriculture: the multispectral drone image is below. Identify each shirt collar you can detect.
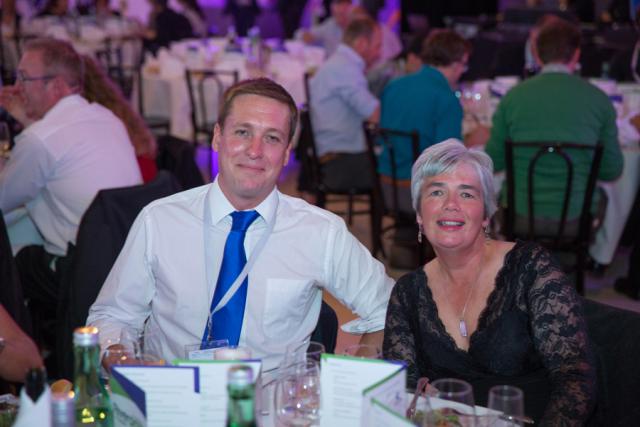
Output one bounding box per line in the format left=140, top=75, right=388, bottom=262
left=540, top=63, right=572, bottom=74
left=421, top=65, right=451, bottom=88
left=336, top=43, right=365, bottom=71
left=209, top=177, right=278, bottom=228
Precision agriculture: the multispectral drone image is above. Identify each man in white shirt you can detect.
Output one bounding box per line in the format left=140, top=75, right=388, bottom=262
left=300, top=0, right=353, bottom=56
left=0, top=38, right=142, bottom=364
left=88, top=78, right=393, bottom=370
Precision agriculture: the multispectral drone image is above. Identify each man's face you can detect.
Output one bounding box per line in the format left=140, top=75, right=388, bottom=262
left=16, top=50, right=58, bottom=121
left=361, top=27, right=382, bottom=68
left=213, top=94, right=292, bottom=210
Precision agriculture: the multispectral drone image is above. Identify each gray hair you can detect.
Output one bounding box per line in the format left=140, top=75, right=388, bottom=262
left=410, top=139, right=497, bottom=219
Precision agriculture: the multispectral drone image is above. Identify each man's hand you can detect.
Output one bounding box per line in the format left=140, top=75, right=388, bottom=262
left=0, top=85, right=30, bottom=127
left=357, top=330, right=384, bottom=356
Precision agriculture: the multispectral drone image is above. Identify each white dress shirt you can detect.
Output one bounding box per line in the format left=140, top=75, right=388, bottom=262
left=87, top=179, right=393, bottom=370
left=0, top=94, right=142, bottom=255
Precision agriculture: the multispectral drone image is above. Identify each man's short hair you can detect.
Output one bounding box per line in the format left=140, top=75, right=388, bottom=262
left=218, top=78, right=299, bottom=143
left=420, top=29, right=471, bottom=67
left=342, top=17, right=378, bottom=46
left=24, top=38, right=83, bottom=91
left=535, top=19, right=581, bottom=65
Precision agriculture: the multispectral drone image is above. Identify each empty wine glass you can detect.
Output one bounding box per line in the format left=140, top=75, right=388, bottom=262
left=274, top=360, right=321, bottom=426
left=428, top=378, right=476, bottom=427
left=488, top=385, right=524, bottom=427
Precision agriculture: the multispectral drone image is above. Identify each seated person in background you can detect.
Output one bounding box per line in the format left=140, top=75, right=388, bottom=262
left=309, top=17, right=381, bottom=191
left=523, top=13, right=563, bottom=77
left=0, top=38, right=142, bottom=363
left=82, top=55, right=158, bottom=183
left=88, top=78, right=393, bottom=371
left=351, top=5, right=402, bottom=66
left=37, top=0, right=68, bottom=17
left=0, top=304, right=42, bottom=383
left=224, top=0, right=260, bottom=37
left=177, top=0, right=208, bottom=38
left=299, top=0, right=352, bottom=57
left=485, top=18, right=623, bottom=231
left=383, top=139, right=596, bottom=424
left=379, top=29, right=470, bottom=213
left=143, top=0, right=193, bottom=54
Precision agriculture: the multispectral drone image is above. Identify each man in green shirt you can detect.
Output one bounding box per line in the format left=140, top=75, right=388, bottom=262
left=485, top=18, right=624, bottom=224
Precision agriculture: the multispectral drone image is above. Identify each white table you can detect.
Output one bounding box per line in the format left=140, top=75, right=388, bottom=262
left=139, top=38, right=325, bottom=141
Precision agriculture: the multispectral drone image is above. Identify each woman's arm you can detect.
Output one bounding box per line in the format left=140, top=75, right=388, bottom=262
left=382, top=277, right=419, bottom=388
left=527, top=247, right=596, bottom=426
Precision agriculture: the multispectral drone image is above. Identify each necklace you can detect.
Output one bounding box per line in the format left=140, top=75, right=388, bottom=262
left=438, top=245, right=486, bottom=339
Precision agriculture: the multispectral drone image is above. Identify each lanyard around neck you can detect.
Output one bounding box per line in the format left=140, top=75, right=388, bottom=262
left=202, top=186, right=277, bottom=332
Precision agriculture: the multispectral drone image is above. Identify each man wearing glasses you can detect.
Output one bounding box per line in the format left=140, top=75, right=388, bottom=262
left=0, top=38, right=142, bottom=366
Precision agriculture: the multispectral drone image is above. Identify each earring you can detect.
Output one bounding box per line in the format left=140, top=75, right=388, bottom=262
left=484, top=225, right=490, bottom=240
left=417, top=225, right=423, bottom=243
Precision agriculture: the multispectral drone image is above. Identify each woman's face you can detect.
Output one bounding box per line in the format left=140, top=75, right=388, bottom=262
left=417, top=162, right=488, bottom=252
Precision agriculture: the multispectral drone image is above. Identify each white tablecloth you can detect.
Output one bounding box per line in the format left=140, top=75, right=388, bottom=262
left=139, top=38, right=325, bottom=141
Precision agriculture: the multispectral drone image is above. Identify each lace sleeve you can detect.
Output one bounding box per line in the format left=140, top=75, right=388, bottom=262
left=383, top=274, right=419, bottom=389
left=526, top=247, right=596, bottom=426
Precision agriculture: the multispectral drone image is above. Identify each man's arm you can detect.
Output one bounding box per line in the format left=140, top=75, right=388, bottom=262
left=597, top=102, right=624, bottom=181
left=0, top=133, right=53, bottom=213
left=358, top=330, right=384, bottom=349
left=485, top=100, right=509, bottom=172
left=0, top=305, right=43, bottom=383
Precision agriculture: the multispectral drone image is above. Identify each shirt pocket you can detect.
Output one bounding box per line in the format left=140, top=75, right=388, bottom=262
left=263, top=278, right=315, bottom=339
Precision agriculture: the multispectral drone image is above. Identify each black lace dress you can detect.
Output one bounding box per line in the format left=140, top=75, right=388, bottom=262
left=382, top=241, right=595, bottom=426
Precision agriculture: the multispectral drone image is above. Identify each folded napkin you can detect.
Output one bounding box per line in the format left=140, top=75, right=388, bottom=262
left=617, top=110, right=640, bottom=147
left=80, top=24, right=107, bottom=43
left=13, top=386, right=51, bottom=427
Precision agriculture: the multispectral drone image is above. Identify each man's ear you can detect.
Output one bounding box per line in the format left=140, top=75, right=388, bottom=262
left=212, top=123, right=222, bottom=152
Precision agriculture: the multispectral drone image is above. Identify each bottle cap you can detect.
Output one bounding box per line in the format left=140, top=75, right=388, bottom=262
left=227, top=365, right=253, bottom=387
left=51, top=392, right=75, bottom=424
left=73, top=326, right=99, bottom=347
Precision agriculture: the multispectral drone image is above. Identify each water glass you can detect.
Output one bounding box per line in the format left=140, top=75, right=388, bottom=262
left=284, top=340, right=326, bottom=367
left=488, top=385, right=524, bottom=427
left=274, top=360, right=321, bottom=426
left=341, top=343, right=381, bottom=359
left=428, top=378, right=476, bottom=427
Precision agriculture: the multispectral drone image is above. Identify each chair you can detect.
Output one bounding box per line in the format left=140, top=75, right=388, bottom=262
left=55, top=171, right=182, bottom=379
left=297, top=107, right=382, bottom=256
left=156, top=134, right=206, bottom=190
left=363, top=122, right=424, bottom=263
left=582, top=298, right=640, bottom=425
left=185, top=68, right=239, bottom=144
left=310, top=301, right=338, bottom=354
left=185, top=69, right=239, bottom=179
left=503, top=140, right=604, bottom=295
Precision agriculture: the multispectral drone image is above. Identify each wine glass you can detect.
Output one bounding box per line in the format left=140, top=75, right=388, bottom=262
left=0, top=122, right=11, bottom=159
left=488, top=385, right=524, bottom=427
left=427, top=378, right=476, bottom=427
left=274, top=360, right=321, bottom=426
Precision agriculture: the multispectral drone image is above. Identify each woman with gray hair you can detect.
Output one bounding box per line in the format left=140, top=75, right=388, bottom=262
left=382, top=139, right=595, bottom=425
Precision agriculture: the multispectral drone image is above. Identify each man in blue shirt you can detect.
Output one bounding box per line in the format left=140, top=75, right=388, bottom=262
left=379, top=29, right=470, bottom=212
left=309, top=17, right=381, bottom=191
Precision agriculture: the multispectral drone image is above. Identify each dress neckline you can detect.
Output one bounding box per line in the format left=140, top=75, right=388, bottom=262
left=419, top=240, right=524, bottom=355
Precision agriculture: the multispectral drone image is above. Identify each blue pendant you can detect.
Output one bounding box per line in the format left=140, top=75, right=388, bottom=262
left=459, top=319, right=468, bottom=338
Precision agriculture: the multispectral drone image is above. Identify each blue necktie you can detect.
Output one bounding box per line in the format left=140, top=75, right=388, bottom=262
left=202, top=210, right=260, bottom=347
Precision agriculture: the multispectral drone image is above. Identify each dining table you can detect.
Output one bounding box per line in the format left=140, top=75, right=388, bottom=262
left=137, top=38, right=326, bottom=141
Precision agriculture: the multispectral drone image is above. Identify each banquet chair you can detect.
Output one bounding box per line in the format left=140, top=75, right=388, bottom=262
left=363, top=122, right=428, bottom=263
left=156, top=134, right=205, bottom=190
left=185, top=69, right=239, bottom=179
left=55, top=171, right=182, bottom=379
left=582, top=298, right=640, bottom=426
left=310, top=301, right=338, bottom=354
left=297, top=107, right=382, bottom=256
left=503, top=140, right=604, bottom=295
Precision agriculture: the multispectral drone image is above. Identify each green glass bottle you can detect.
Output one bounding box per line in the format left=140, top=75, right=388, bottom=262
left=226, top=365, right=256, bottom=427
left=73, top=326, right=113, bottom=427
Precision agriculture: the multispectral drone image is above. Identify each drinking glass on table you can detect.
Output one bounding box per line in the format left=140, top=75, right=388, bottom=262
left=488, top=385, right=524, bottom=426
left=274, top=360, right=321, bottom=427
left=0, top=122, right=11, bottom=159
left=284, top=340, right=326, bottom=366
left=426, top=378, right=476, bottom=427
left=120, top=322, right=160, bottom=358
